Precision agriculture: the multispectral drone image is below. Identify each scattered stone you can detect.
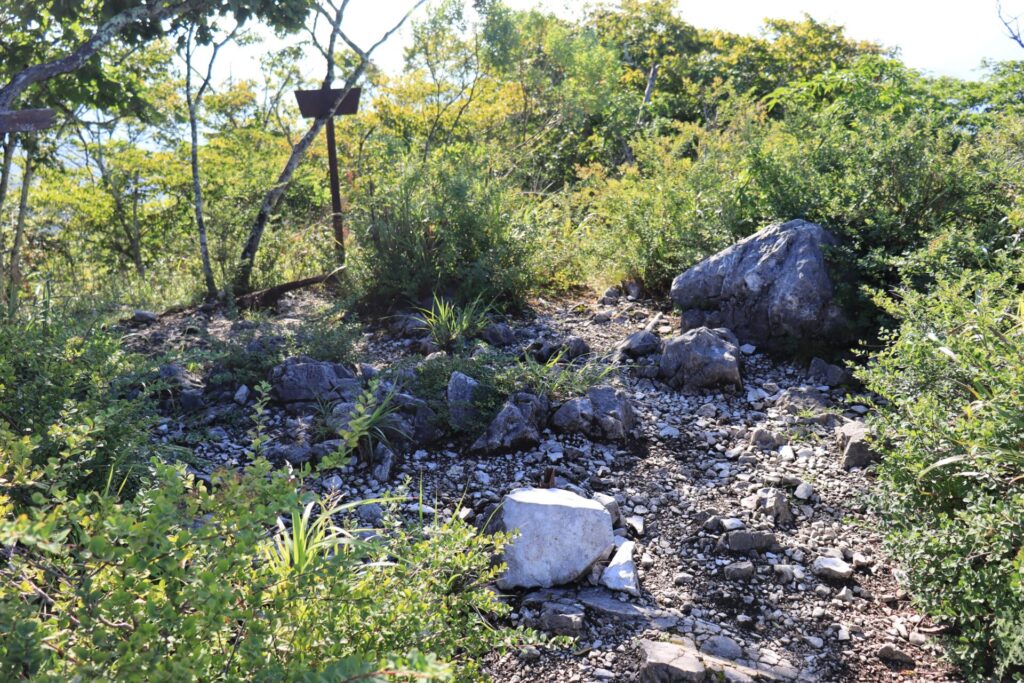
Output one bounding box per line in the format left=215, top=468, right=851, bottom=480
left=132, top=309, right=159, bottom=324
left=269, top=356, right=361, bottom=403
left=447, top=371, right=480, bottom=430
left=838, top=420, right=880, bottom=469
left=700, top=635, right=743, bottom=661
left=601, top=540, right=639, bottom=595
left=724, top=560, right=755, bottom=581
left=497, top=488, right=614, bottom=589
left=717, top=530, right=776, bottom=553
left=539, top=602, right=585, bottom=636
left=617, top=330, right=662, bottom=359
left=808, top=357, right=849, bottom=386
left=233, top=384, right=250, bottom=405
left=812, top=556, right=854, bottom=582
left=638, top=639, right=706, bottom=683
left=877, top=644, right=916, bottom=666
left=481, top=322, right=516, bottom=347
left=472, top=392, right=549, bottom=454
left=794, top=482, right=815, bottom=500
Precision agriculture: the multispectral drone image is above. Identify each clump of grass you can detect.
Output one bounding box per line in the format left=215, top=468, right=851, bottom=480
left=501, top=349, right=615, bottom=401
left=415, top=294, right=490, bottom=353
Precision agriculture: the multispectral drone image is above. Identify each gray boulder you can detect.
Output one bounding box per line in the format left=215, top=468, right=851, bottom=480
left=269, top=356, right=361, bottom=403
left=551, top=386, right=635, bottom=440
left=447, top=371, right=480, bottom=430
left=497, top=487, right=614, bottom=589
left=659, top=327, right=741, bottom=389
left=471, top=392, right=549, bottom=453
left=808, top=357, right=850, bottom=386
left=670, top=219, right=847, bottom=350
left=480, top=322, right=516, bottom=347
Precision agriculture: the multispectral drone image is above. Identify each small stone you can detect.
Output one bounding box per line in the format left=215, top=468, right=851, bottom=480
left=812, top=556, right=854, bottom=582
left=724, top=560, right=755, bottom=581
left=804, top=635, right=824, bottom=649
left=794, top=482, right=815, bottom=500
left=638, top=639, right=706, bottom=682
left=740, top=344, right=756, bottom=355
left=601, top=540, right=639, bottom=595
left=877, top=644, right=915, bottom=665
left=233, top=384, right=250, bottom=405
left=700, top=634, right=743, bottom=660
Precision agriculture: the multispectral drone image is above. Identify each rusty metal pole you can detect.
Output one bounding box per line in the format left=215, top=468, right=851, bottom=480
left=324, top=115, right=344, bottom=263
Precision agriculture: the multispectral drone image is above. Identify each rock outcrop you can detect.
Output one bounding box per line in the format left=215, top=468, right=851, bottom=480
left=471, top=392, right=549, bottom=453
left=269, top=356, right=362, bottom=403
left=670, top=219, right=847, bottom=351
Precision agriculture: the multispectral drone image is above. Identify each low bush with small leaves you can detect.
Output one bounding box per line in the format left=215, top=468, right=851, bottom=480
left=0, top=451, right=527, bottom=681
left=857, top=264, right=1024, bottom=678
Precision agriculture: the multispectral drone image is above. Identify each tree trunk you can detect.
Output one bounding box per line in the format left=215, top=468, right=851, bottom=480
left=130, top=178, right=145, bottom=276
left=8, top=153, right=34, bottom=318
left=0, top=135, right=14, bottom=221
left=189, top=101, right=217, bottom=298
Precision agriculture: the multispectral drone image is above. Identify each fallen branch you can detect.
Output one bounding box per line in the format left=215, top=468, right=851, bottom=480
left=234, top=267, right=345, bottom=309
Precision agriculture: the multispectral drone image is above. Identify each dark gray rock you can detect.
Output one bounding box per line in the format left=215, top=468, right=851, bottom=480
left=808, top=357, right=850, bottom=386
left=599, top=286, right=621, bottom=305
left=587, top=386, right=636, bottom=440
left=447, top=371, right=480, bottom=430
left=539, top=602, right=585, bottom=636
left=717, top=530, right=776, bottom=553
left=370, top=443, right=396, bottom=481
left=269, top=356, right=361, bottom=403
left=481, top=322, right=515, bottom=347
left=471, top=392, right=549, bottom=453
left=659, top=327, right=742, bottom=389
left=564, top=336, right=591, bottom=360
left=551, top=386, right=634, bottom=440
left=132, top=309, right=158, bottom=324
left=838, top=420, right=879, bottom=469
left=616, top=330, right=662, bottom=359
left=266, top=442, right=313, bottom=467
left=638, top=639, right=706, bottom=682
left=724, top=560, right=756, bottom=581
left=670, top=219, right=847, bottom=351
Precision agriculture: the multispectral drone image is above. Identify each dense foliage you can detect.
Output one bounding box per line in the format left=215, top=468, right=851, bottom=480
left=857, top=267, right=1024, bottom=677
left=3, top=0, right=1024, bottom=679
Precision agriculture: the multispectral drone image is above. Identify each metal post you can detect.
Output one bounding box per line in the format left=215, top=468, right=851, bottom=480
left=325, top=116, right=344, bottom=263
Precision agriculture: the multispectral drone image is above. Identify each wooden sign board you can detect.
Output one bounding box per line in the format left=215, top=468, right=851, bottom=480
left=0, top=108, right=56, bottom=133
left=294, top=88, right=361, bottom=119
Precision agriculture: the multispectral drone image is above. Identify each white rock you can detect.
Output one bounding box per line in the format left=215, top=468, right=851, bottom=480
left=740, top=343, right=757, bottom=355
left=601, top=540, right=640, bottom=595
left=498, top=488, right=614, bottom=589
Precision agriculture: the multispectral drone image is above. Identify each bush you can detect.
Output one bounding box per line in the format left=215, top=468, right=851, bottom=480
left=0, top=317, right=159, bottom=502
left=0, top=456, right=523, bottom=681
left=856, top=265, right=1024, bottom=678
left=349, top=148, right=533, bottom=307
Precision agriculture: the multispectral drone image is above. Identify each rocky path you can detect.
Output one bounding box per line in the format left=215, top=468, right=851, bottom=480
left=126, top=290, right=960, bottom=682
left=480, top=296, right=959, bottom=683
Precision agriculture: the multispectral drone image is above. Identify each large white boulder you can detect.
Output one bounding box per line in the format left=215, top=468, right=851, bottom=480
left=497, top=488, right=614, bottom=589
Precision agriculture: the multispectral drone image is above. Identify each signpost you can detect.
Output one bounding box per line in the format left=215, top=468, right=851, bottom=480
left=0, top=108, right=56, bottom=134
left=293, top=87, right=361, bottom=263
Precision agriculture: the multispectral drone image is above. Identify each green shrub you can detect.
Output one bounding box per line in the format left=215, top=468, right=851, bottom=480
left=857, top=265, right=1024, bottom=678
left=0, top=456, right=524, bottom=681
left=349, top=148, right=533, bottom=307
left=0, top=318, right=159, bottom=502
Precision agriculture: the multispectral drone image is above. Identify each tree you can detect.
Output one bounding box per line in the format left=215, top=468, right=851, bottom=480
left=233, top=0, right=428, bottom=293
left=180, top=20, right=241, bottom=299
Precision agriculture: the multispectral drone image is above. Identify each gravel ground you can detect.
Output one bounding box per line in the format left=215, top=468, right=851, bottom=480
left=123, top=289, right=962, bottom=682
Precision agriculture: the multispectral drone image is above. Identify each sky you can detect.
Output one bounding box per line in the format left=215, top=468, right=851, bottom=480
left=221, top=0, right=1024, bottom=87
